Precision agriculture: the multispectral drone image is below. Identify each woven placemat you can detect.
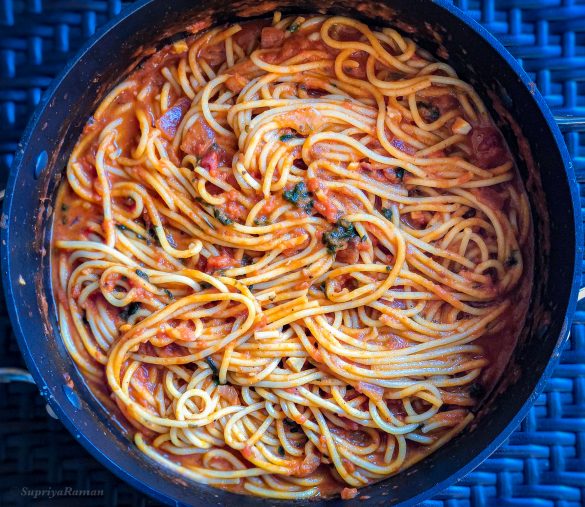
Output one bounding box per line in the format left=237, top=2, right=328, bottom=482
left=0, top=1, right=583, bottom=506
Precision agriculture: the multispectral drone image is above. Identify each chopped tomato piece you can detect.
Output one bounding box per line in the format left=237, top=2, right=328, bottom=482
left=306, top=177, right=322, bottom=192
left=431, top=93, right=459, bottom=114
left=156, top=98, right=191, bottom=140
left=341, top=487, right=358, bottom=500
left=180, top=117, right=216, bottom=157
left=471, top=186, right=506, bottom=210
left=199, top=43, right=225, bottom=66
left=224, top=192, right=247, bottom=221
left=294, top=453, right=320, bottom=477
left=200, top=149, right=219, bottom=172
left=336, top=238, right=360, bottom=264
left=265, top=33, right=331, bottom=63
left=225, top=73, right=249, bottom=93
left=206, top=254, right=235, bottom=272
left=217, top=385, right=239, bottom=405
left=470, top=123, right=509, bottom=168
left=209, top=166, right=227, bottom=181
left=345, top=51, right=368, bottom=79
left=313, top=193, right=340, bottom=223
left=262, top=194, right=279, bottom=214
left=233, top=21, right=266, bottom=53
left=408, top=210, right=431, bottom=228
left=336, top=248, right=359, bottom=264
left=357, top=239, right=369, bottom=252
left=261, top=27, right=285, bottom=49
left=387, top=399, right=407, bottom=419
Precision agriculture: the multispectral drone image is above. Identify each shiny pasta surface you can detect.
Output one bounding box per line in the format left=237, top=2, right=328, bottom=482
left=52, top=13, right=532, bottom=500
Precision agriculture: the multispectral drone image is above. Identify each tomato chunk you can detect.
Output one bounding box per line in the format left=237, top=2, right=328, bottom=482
left=156, top=98, right=191, bottom=140
left=470, top=124, right=509, bottom=168
left=261, top=27, right=285, bottom=49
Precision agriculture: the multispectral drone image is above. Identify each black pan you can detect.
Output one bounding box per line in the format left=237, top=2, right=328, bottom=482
left=1, top=0, right=583, bottom=505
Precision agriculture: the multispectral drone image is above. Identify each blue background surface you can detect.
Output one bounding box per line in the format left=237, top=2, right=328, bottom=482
left=0, top=1, right=583, bottom=506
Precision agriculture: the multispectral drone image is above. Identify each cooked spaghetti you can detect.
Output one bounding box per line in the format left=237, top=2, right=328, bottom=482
left=52, top=13, right=532, bottom=500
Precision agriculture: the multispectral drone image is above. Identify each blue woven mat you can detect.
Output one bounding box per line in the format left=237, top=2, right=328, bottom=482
left=0, top=1, right=584, bottom=506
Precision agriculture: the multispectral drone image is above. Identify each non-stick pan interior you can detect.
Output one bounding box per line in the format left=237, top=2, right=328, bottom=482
left=2, top=1, right=580, bottom=506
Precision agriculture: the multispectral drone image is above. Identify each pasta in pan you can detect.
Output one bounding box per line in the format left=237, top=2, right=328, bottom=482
left=52, top=13, right=532, bottom=500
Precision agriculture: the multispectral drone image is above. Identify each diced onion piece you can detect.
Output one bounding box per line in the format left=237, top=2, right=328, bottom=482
left=173, top=40, right=189, bottom=53
left=451, top=117, right=472, bottom=135
left=286, top=357, right=305, bottom=372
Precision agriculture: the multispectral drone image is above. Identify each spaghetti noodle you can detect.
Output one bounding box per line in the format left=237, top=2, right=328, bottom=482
left=52, top=13, right=532, bottom=500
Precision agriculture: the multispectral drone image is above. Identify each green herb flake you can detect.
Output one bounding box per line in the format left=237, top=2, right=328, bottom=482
left=303, top=200, right=314, bottom=213
left=147, top=227, right=160, bottom=246
left=61, top=204, right=69, bottom=212
left=205, top=357, right=222, bottom=385
left=120, top=302, right=141, bottom=321
left=116, top=224, right=129, bottom=231
left=278, top=445, right=285, bottom=457
left=283, top=181, right=313, bottom=213
left=135, top=269, right=149, bottom=281
left=254, top=216, right=268, bottom=226
left=395, top=168, right=405, bottom=181
left=213, top=207, right=233, bottom=226
left=381, top=208, right=393, bottom=221
left=418, top=102, right=440, bottom=122
left=284, top=418, right=300, bottom=433
left=163, top=288, right=174, bottom=300
left=283, top=181, right=307, bottom=204
left=288, top=23, right=299, bottom=32
left=279, top=133, right=296, bottom=142
left=205, top=357, right=218, bottom=374
left=322, top=219, right=358, bottom=254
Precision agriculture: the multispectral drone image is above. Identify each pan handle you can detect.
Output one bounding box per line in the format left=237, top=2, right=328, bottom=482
left=0, top=367, right=35, bottom=384
left=0, top=368, right=58, bottom=418
left=553, top=115, right=585, bottom=132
